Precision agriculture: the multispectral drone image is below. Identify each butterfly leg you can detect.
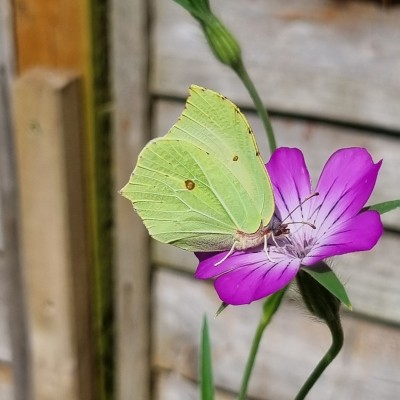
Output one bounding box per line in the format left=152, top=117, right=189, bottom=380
left=271, top=231, right=287, bottom=251
left=214, top=242, right=237, bottom=267
left=263, top=234, right=275, bottom=262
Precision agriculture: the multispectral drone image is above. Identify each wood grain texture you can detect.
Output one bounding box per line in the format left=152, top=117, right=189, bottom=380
left=0, top=299, right=11, bottom=363
left=153, top=230, right=400, bottom=323
left=0, top=24, right=13, bottom=366
left=0, top=0, right=15, bottom=84
left=153, top=269, right=400, bottom=400
left=14, top=1, right=115, bottom=394
left=15, top=1, right=116, bottom=396
left=0, top=6, right=27, bottom=396
left=111, top=0, right=151, bottom=399
left=13, top=0, right=89, bottom=73
left=152, top=0, right=400, bottom=130
left=154, top=371, right=235, bottom=400
left=12, top=69, right=95, bottom=400
left=0, top=362, right=14, bottom=400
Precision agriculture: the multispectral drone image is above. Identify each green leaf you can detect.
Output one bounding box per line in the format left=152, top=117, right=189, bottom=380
left=200, top=316, right=215, bottom=400
left=364, top=199, right=400, bottom=215
left=303, top=266, right=352, bottom=309
left=215, top=302, right=228, bottom=317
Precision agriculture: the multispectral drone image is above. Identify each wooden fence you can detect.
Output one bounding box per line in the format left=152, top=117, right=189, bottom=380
left=0, top=0, right=399, bottom=399
left=148, top=1, right=400, bottom=398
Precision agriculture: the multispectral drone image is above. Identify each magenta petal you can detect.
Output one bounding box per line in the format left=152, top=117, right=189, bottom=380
left=310, top=148, right=382, bottom=237
left=195, top=250, right=300, bottom=305
left=195, top=251, right=233, bottom=279
left=214, top=258, right=300, bottom=305
left=266, top=148, right=312, bottom=222
left=302, top=210, right=383, bottom=265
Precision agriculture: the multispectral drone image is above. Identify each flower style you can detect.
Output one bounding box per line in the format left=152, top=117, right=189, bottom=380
left=195, top=147, right=383, bottom=305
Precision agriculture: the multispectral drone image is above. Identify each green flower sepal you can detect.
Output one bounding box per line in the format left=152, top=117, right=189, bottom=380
left=173, top=0, right=242, bottom=68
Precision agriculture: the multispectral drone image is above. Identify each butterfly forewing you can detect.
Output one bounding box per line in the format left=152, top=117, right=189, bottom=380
left=167, top=85, right=274, bottom=226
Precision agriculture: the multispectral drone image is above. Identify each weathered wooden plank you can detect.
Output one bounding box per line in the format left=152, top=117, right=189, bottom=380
left=13, top=0, right=88, bottom=72
left=153, top=100, right=400, bottom=229
left=152, top=0, right=400, bottom=130
left=14, top=1, right=114, bottom=396
left=153, top=230, right=400, bottom=324
left=111, top=0, right=151, bottom=399
left=0, top=362, right=14, bottom=400
left=0, top=0, right=15, bottom=83
left=0, top=6, right=26, bottom=395
left=12, top=69, right=95, bottom=400
left=154, top=372, right=200, bottom=400
left=0, top=0, right=14, bottom=360
left=153, top=269, right=400, bottom=400
left=0, top=196, right=4, bottom=253
left=154, top=371, right=235, bottom=400
left=0, top=301, right=11, bottom=362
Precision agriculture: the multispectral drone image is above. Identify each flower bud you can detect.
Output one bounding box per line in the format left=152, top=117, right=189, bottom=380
left=200, top=16, right=242, bottom=69
left=173, top=0, right=243, bottom=69
left=296, top=263, right=341, bottom=324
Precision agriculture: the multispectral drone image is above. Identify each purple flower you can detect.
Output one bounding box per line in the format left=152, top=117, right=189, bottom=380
left=195, top=147, right=383, bottom=305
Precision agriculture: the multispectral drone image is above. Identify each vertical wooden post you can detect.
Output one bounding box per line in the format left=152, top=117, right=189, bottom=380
left=13, top=0, right=114, bottom=398
left=0, top=1, right=30, bottom=399
left=111, top=0, right=151, bottom=398
left=13, top=69, right=94, bottom=400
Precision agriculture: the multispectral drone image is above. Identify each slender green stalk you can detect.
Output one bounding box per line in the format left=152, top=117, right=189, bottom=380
left=200, top=316, right=215, bottom=400
left=234, top=61, right=277, bottom=153
left=294, top=317, right=344, bottom=400
left=238, top=289, right=286, bottom=400
left=173, top=0, right=277, bottom=152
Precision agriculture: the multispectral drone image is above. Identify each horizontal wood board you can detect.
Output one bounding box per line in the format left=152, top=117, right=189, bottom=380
left=154, top=371, right=235, bottom=400
left=152, top=231, right=400, bottom=325
left=153, top=269, right=400, bottom=400
left=152, top=0, right=400, bottom=131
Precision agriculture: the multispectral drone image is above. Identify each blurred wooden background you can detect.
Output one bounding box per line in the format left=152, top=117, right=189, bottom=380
left=1, top=0, right=400, bottom=399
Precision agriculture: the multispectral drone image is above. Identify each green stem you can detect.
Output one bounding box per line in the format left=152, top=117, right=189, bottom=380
left=294, top=318, right=344, bottom=400
left=234, top=61, right=277, bottom=153
left=238, top=289, right=286, bottom=400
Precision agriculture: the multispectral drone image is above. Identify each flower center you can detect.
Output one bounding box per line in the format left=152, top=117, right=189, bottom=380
left=268, top=228, right=316, bottom=260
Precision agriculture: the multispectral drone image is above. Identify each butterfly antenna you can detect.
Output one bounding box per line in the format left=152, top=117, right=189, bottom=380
left=285, top=220, right=316, bottom=229
left=279, top=192, right=319, bottom=225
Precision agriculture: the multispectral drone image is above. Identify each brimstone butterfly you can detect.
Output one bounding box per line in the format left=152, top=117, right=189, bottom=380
left=120, top=85, right=275, bottom=254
